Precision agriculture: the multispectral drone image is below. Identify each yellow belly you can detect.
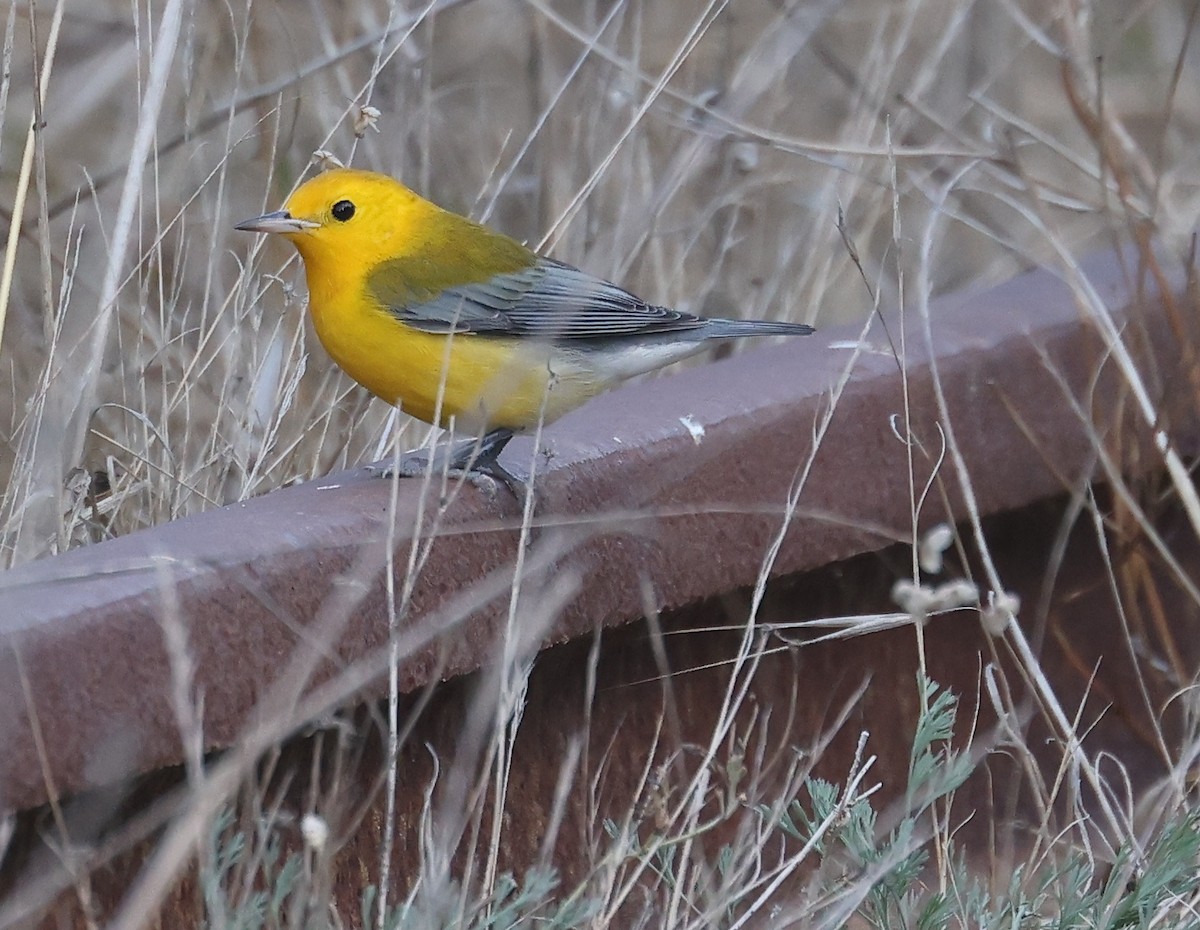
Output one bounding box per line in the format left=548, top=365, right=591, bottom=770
left=309, top=290, right=601, bottom=432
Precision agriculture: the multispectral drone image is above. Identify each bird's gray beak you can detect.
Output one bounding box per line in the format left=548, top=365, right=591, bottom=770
left=234, top=210, right=320, bottom=234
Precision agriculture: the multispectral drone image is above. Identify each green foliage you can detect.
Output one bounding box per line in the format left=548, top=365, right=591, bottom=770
left=363, top=868, right=597, bottom=930
left=195, top=677, right=1200, bottom=930
left=751, top=675, right=1200, bottom=929
left=907, top=675, right=973, bottom=808
left=1095, top=809, right=1200, bottom=930
left=200, top=809, right=305, bottom=930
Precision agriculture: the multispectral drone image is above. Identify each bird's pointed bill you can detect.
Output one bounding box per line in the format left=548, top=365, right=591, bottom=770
left=235, top=210, right=320, bottom=234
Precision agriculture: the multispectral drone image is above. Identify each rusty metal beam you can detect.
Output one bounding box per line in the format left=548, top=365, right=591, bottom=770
left=0, top=245, right=1190, bottom=814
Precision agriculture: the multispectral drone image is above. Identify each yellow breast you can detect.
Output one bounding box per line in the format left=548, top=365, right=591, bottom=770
left=307, top=283, right=602, bottom=432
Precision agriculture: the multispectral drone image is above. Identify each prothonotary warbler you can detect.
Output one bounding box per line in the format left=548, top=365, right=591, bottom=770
left=236, top=168, right=814, bottom=490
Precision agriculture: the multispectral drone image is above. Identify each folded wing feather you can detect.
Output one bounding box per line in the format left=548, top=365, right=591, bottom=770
left=368, top=257, right=707, bottom=341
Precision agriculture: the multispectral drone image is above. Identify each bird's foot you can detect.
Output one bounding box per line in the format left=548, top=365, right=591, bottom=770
left=364, top=453, right=501, bottom=497
left=365, top=428, right=532, bottom=509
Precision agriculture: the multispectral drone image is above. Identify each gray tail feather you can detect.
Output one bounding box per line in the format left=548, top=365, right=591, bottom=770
left=702, top=318, right=815, bottom=339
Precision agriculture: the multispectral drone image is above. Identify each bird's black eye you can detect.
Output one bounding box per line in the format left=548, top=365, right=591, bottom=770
left=331, top=199, right=356, bottom=222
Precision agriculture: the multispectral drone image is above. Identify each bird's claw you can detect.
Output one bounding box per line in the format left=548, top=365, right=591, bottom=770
left=364, top=429, right=531, bottom=509
left=364, top=454, right=442, bottom=480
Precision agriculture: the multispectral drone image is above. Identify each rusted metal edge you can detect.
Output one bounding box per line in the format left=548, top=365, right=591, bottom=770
left=0, top=245, right=1191, bottom=812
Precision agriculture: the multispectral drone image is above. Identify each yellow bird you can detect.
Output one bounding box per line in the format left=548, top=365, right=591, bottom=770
left=236, top=168, right=814, bottom=487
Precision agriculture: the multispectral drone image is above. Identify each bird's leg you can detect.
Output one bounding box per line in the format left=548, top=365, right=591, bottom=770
left=449, top=426, right=513, bottom=474
left=452, top=428, right=534, bottom=508
left=367, top=427, right=530, bottom=505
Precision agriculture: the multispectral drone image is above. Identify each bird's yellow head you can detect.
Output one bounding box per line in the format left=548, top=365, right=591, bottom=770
left=238, top=167, right=537, bottom=307
left=236, top=168, right=436, bottom=286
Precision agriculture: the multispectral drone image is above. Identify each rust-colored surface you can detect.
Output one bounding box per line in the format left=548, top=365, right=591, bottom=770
left=5, top=494, right=1196, bottom=929
left=0, top=246, right=1191, bottom=820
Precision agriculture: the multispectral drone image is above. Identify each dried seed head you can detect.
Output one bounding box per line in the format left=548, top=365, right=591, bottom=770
left=311, top=150, right=345, bottom=171
left=918, top=523, right=954, bottom=574
left=354, top=105, right=382, bottom=138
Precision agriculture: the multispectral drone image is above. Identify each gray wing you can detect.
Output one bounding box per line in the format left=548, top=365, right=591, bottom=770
left=369, top=256, right=708, bottom=342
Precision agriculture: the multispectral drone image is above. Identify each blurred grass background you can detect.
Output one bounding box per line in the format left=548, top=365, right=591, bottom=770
left=2, top=0, right=1198, bottom=563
